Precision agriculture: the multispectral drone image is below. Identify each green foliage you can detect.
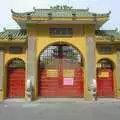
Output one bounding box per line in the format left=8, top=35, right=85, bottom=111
left=9, top=59, right=25, bottom=68
left=43, top=58, right=54, bottom=65
left=67, top=52, right=78, bottom=60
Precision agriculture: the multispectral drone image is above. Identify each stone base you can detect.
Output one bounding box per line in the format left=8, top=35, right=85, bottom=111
left=84, top=91, right=94, bottom=101
left=0, top=90, right=3, bottom=101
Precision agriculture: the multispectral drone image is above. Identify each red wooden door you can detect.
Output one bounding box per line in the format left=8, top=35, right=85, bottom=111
left=97, top=68, right=114, bottom=97
left=38, top=45, right=83, bottom=97
left=38, top=67, right=83, bottom=97
left=7, top=65, right=25, bottom=98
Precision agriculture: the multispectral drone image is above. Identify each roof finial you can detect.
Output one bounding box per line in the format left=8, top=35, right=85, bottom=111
left=86, top=7, right=89, bottom=11
left=115, top=27, right=118, bottom=31
left=33, top=6, right=36, bottom=11
left=11, top=9, right=14, bottom=13
left=119, top=27, right=120, bottom=32
left=11, top=9, right=17, bottom=15
left=108, top=10, right=111, bottom=15
left=3, top=27, right=6, bottom=31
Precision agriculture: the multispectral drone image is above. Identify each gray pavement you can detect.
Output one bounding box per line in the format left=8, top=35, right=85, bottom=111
left=0, top=98, right=120, bottom=120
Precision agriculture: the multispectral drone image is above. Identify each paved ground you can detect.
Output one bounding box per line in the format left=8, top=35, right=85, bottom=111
left=0, top=98, right=120, bottom=120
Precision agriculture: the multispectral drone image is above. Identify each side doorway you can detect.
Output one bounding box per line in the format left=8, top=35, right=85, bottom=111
left=7, top=58, right=25, bottom=98
left=97, top=59, right=114, bottom=97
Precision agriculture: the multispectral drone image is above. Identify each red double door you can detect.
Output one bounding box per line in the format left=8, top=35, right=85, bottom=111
left=38, top=67, right=83, bottom=97
left=38, top=46, right=84, bottom=97
left=97, top=68, right=114, bottom=97
left=7, top=68, right=25, bottom=98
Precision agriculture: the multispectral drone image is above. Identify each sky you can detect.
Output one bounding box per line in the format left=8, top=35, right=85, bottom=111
left=0, top=0, right=120, bottom=31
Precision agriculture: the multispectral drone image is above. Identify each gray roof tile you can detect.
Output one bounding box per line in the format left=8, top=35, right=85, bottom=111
left=0, top=29, right=27, bottom=40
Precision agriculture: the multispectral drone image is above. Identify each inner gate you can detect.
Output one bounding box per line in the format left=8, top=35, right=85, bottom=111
left=97, top=59, right=114, bottom=97
left=38, top=44, right=84, bottom=97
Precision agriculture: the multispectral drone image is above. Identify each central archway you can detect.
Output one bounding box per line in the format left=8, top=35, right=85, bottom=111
left=38, top=43, right=84, bottom=97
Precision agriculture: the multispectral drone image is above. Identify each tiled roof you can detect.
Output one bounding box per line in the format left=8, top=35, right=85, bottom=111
left=1, top=29, right=120, bottom=41
left=11, top=8, right=110, bottom=18
left=0, top=29, right=27, bottom=40
left=95, top=30, right=120, bottom=39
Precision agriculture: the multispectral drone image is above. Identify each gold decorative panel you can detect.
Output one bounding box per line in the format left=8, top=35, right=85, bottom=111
left=98, top=71, right=109, bottom=78
left=47, top=69, right=58, bottom=77
left=63, top=69, right=74, bottom=77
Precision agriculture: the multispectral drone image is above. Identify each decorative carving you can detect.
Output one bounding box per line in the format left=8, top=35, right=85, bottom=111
left=50, top=5, right=72, bottom=10
left=109, top=35, right=115, bottom=42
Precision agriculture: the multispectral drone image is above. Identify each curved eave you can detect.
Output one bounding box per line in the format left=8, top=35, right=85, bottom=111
left=0, top=39, right=27, bottom=44
left=96, top=36, right=120, bottom=44
left=12, top=15, right=109, bottom=26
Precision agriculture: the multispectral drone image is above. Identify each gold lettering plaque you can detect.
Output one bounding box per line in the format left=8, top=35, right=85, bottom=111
left=63, top=69, right=74, bottom=77
left=47, top=69, right=58, bottom=77
left=98, top=71, right=109, bottom=78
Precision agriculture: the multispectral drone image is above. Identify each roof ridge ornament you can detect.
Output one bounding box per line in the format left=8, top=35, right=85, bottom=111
left=33, top=6, right=36, bottom=11
left=11, top=9, right=20, bottom=15
left=3, top=27, right=6, bottom=31
left=107, top=10, right=111, bottom=16
left=11, top=9, right=15, bottom=14
left=115, top=27, right=118, bottom=32
left=86, top=7, right=89, bottom=11
left=50, top=5, right=73, bottom=10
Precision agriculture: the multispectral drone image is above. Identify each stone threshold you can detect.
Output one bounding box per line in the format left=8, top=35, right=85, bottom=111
left=2, top=98, right=120, bottom=103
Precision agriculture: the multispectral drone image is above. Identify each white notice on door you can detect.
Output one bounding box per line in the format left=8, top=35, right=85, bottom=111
left=63, top=78, right=74, bottom=85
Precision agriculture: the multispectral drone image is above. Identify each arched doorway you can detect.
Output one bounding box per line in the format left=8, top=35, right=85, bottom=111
left=7, top=58, right=25, bottom=98
left=38, top=43, right=84, bottom=97
left=97, top=59, right=114, bottom=97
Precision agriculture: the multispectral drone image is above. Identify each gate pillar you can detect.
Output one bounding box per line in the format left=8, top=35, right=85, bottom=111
left=116, top=51, right=120, bottom=97
left=26, top=36, right=37, bottom=101
left=85, top=36, right=96, bottom=100
left=0, top=49, right=4, bottom=101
